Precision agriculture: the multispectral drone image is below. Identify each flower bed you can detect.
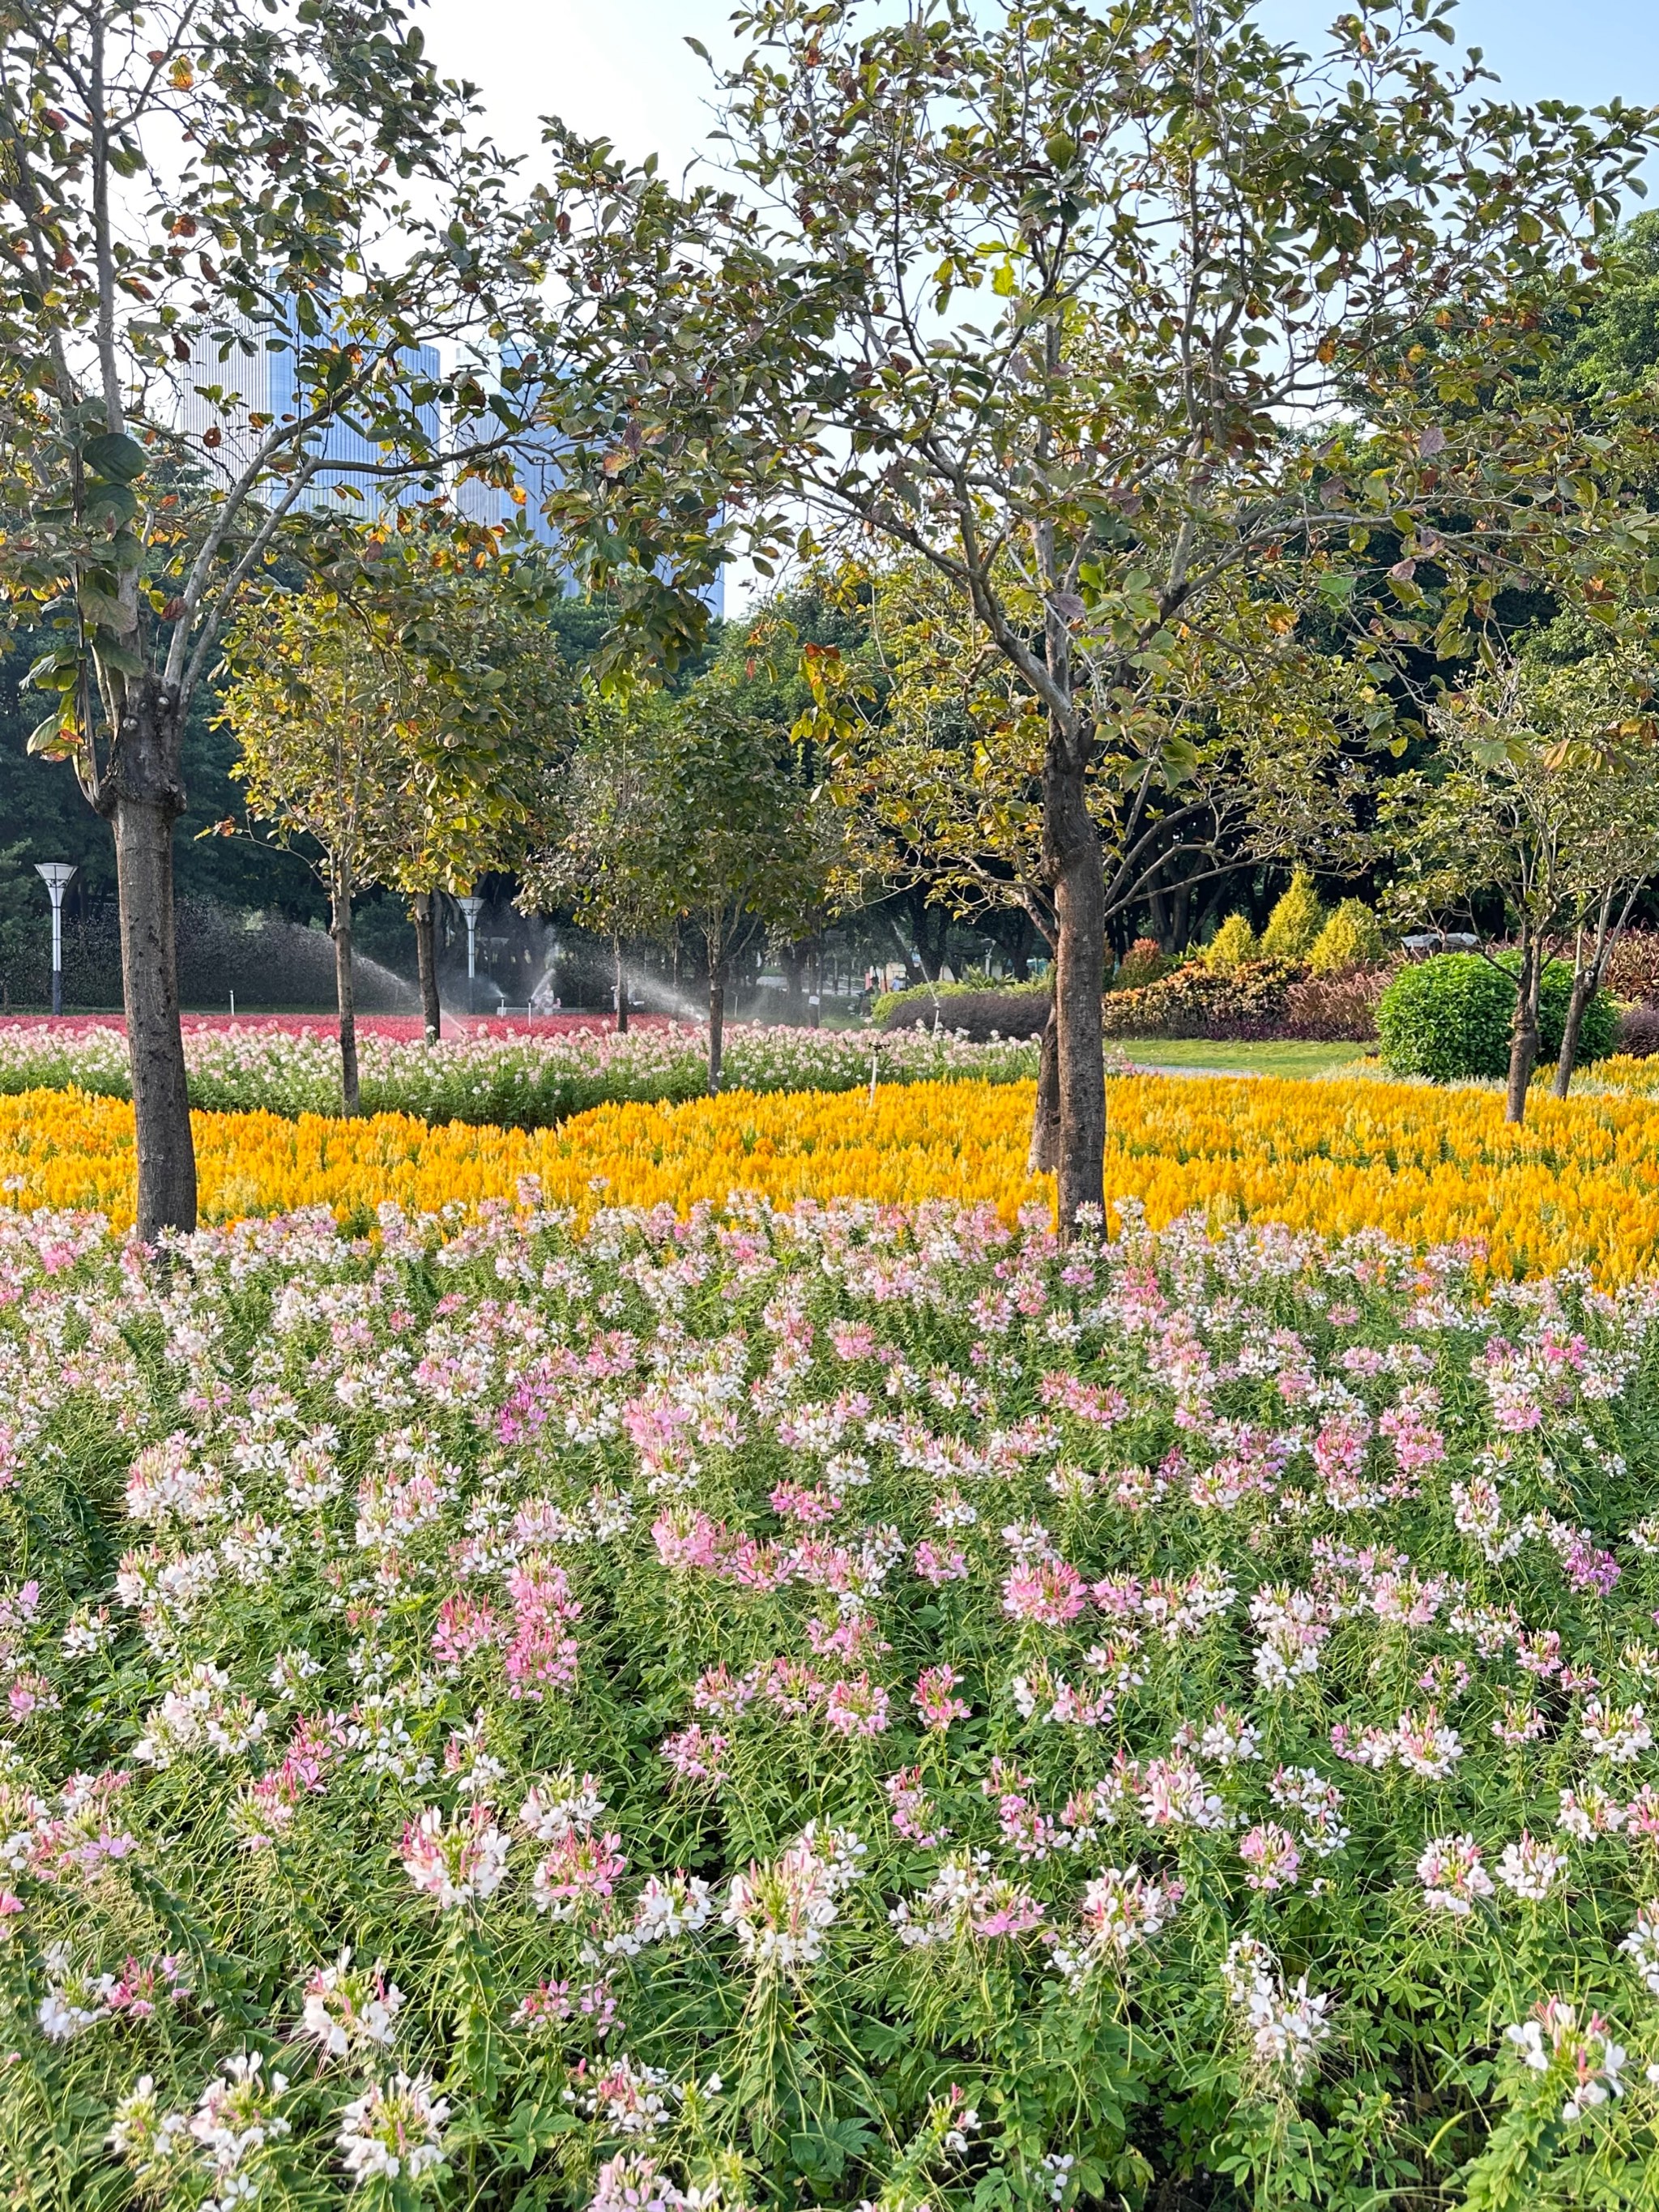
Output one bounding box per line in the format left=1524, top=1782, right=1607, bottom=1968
left=4, top=1198, right=1659, bottom=2207
left=5, top=1014, right=660, bottom=1039
left=0, top=1021, right=1038, bottom=1129
left=0, top=1083, right=1046, bottom=1231
left=15, top=1072, right=1659, bottom=1280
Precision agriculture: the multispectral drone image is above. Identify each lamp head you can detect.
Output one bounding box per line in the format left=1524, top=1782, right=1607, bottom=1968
left=35, top=861, right=76, bottom=895
left=457, top=895, right=484, bottom=922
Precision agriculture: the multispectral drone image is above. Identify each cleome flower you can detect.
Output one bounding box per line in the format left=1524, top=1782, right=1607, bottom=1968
left=399, top=1805, right=510, bottom=1911
left=294, top=1949, right=404, bottom=2060
left=336, top=2071, right=450, bottom=2188
left=1415, top=1834, right=1495, bottom=1917
left=1221, top=1937, right=1334, bottom=2088
left=1504, top=1998, right=1627, bottom=2124
left=1047, top=1866, right=1185, bottom=1988
left=723, top=1826, right=866, bottom=1975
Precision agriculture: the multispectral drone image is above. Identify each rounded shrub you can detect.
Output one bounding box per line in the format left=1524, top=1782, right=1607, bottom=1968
left=1377, top=952, right=1616, bottom=1083
left=1308, top=898, right=1388, bottom=976
left=1111, top=936, right=1174, bottom=991
left=1530, top=957, right=1618, bottom=1066
left=1260, top=869, right=1327, bottom=962
left=1202, top=912, right=1259, bottom=971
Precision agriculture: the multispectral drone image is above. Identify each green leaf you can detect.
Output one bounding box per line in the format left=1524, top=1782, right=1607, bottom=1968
left=84, top=481, right=139, bottom=526
left=83, top=431, right=147, bottom=483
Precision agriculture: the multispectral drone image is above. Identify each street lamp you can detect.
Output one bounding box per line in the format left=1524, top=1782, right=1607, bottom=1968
left=457, top=895, right=484, bottom=1017
left=35, top=863, right=75, bottom=1017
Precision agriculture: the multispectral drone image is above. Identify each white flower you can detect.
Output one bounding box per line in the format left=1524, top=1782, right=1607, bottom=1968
left=295, top=1949, right=404, bottom=2060
left=1621, top=1901, right=1659, bottom=1995
left=1221, top=1938, right=1333, bottom=2087
left=1580, top=1700, right=1653, bottom=1767
left=336, top=2072, right=450, bottom=2187
left=1495, top=1833, right=1567, bottom=1902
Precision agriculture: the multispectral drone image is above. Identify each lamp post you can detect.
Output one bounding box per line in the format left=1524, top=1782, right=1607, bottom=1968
left=458, top=895, right=483, bottom=1018
left=35, top=863, right=75, bottom=1017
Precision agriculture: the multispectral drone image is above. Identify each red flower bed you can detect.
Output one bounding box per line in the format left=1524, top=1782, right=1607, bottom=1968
left=0, top=1012, right=675, bottom=1040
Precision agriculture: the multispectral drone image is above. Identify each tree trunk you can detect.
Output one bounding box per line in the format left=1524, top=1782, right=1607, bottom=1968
left=1504, top=938, right=1542, bottom=1126
left=614, top=937, right=629, bottom=1035
left=1028, top=997, right=1060, bottom=1175
left=413, top=893, right=441, bottom=1044
left=98, top=676, right=196, bottom=1241
left=810, top=930, right=822, bottom=1029
left=1045, top=746, right=1107, bottom=1240
left=783, top=941, right=807, bottom=1026
left=1552, top=971, right=1597, bottom=1100
left=708, top=963, right=726, bottom=1095
left=331, top=862, right=360, bottom=1116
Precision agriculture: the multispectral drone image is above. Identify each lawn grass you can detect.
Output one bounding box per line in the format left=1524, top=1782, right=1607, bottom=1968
left=1111, top=1036, right=1369, bottom=1077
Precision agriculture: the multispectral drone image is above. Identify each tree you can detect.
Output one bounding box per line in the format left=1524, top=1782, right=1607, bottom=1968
left=542, top=0, right=1657, bottom=1236
left=0, top=0, right=544, bottom=1233
left=519, top=682, right=677, bottom=1036
left=800, top=556, right=1378, bottom=1162
left=652, top=689, right=845, bottom=1091
left=356, top=540, right=574, bottom=1044
left=1381, top=646, right=1659, bottom=1118
left=224, top=542, right=570, bottom=1087
left=523, top=673, right=846, bottom=1091
left=224, top=590, right=409, bottom=1112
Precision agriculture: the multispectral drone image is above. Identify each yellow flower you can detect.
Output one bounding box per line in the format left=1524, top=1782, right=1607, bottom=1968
left=9, top=1070, right=1659, bottom=1282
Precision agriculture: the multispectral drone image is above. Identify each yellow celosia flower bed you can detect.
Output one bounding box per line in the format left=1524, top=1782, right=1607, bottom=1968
left=7, top=1070, right=1659, bottom=1280
left=0, top=1083, right=1043, bottom=1233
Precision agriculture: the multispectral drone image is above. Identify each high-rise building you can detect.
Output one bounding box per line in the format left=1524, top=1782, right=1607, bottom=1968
left=174, top=313, right=724, bottom=617
left=175, top=299, right=442, bottom=514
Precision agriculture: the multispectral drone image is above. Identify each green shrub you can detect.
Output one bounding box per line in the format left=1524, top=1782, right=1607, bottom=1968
left=1110, top=936, right=1175, bottom=991
left=868, top=976, right=1047, bottom=1025
left=1101, top=956, right=1299, bottom=1039
left=1308, top=898, right=1388, bottom=976
left=1529, top=956, right=1618, bottom=1065
left=1377, top=953, right=1617, bottom=1082
left=1202, top=912, right=1259, bottom=971
left=1260, top=868, right=1327, bottom=961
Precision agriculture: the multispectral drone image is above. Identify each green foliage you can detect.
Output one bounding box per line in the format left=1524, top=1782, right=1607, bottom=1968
left=1111, top=938, right=1175, bottom=992
left=1202, top=915, right=1260, bottom=972
left=1260, top=871, right=1328, bottom=963
left=1377, top=957, right=1518, bottom=1082
left=1376, top=954, right=1616, bottom=1082
left=1309, top=900, right=1388, bottom=976
left=1101, top=957, right=1302, bottom=1040
left=870, top=976, right=1050, bottom=1025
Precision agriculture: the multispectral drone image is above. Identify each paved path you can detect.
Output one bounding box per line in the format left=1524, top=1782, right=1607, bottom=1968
left=1119, top=1060, right=1262, bottom=1080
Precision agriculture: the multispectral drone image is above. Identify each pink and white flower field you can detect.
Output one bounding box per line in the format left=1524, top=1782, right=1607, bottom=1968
left=3, top=1193, right=1659, bottom=2207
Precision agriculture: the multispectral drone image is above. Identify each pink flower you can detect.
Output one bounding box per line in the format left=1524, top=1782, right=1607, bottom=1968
left=912, top=1541, right=969, bottom=1585
left=432, top=1595, right=505, bottom=1669
left=769, top=1480, right=842, bottom=1525
left=659, top=1725, right=728, bottom=1787
left=651, top=1510, right=724, bottom=1572
left=531, top=1830, right=628, bottom=1920
left=399, top=1805, right=510, bottom=1911
left=885, top=1767, right=948, bottom=1847
left=912, top=1664, right=971, bottom=1731
left=1000, top=1559, right=1086, bottom=1627
left=1239, top=1822, right=1303, bottom=1894
left=821, top=1674, right=891, bottom=1738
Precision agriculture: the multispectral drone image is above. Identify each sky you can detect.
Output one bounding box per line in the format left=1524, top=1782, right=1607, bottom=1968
left=412, top=0, right=1659, bottom=609
left=417, top=0, right=1659, bottom=187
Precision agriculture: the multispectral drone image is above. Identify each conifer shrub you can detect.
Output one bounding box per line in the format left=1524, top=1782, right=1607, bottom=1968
left=1259, top=869, right=1327, bottom=962
left=1308, top=899, right=1388, bottom=976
